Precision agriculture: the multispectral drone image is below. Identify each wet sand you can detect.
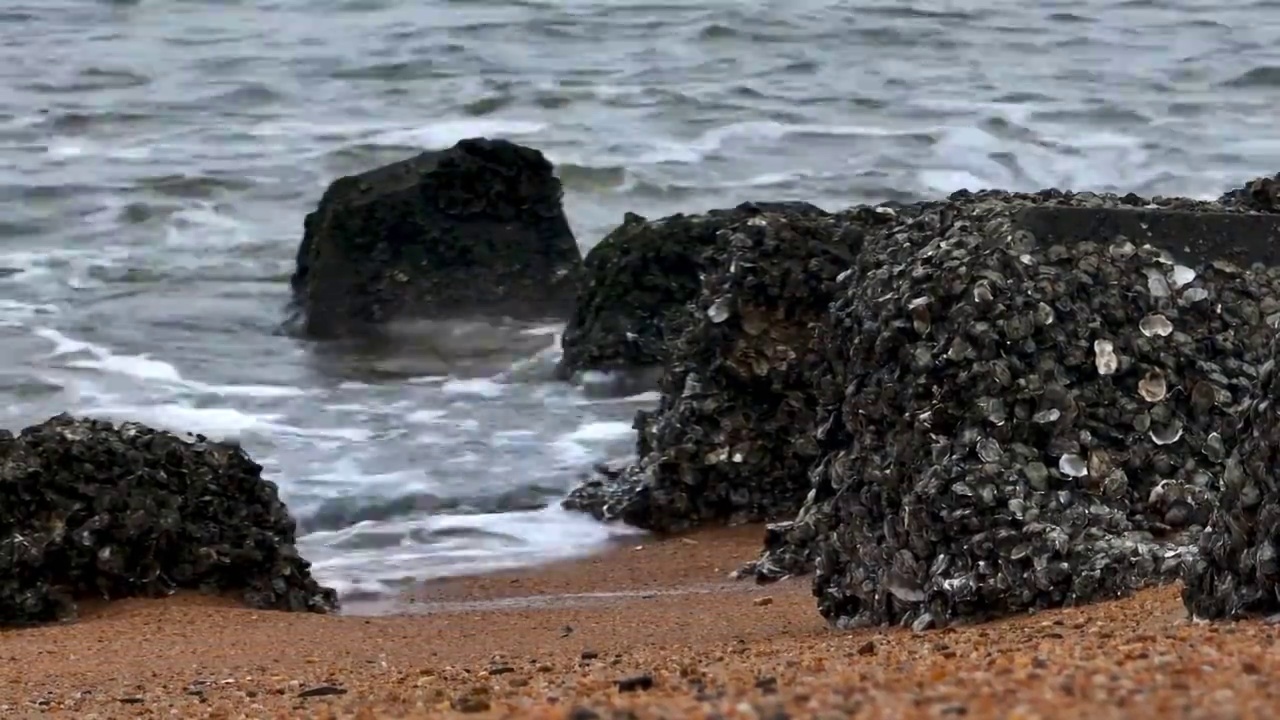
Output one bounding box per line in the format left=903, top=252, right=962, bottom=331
left=1, top=525, right=1278, bottom=719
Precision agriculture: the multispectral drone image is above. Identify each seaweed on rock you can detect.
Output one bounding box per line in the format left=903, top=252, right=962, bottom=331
left=745, top=190, right=1280, bottom=628
left=562, top=207, right=878, bottom=532
left=0, top=414, right=337, bottom=626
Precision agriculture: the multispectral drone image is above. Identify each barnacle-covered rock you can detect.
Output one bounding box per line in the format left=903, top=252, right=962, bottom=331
left=562, top=207, right=875, bottom=531
left=1183, top=334, right=1280, bottom=620
left=747, top=189, right=1280, bottom=628
left=1219, top=172, right=1280, bottom=214
left=0, top=414, right=337, bottom=626
left=555, top=202, right=829, bottom=384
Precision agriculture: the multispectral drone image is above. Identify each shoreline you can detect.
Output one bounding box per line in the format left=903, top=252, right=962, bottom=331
left=2, top=525, right=1278, bottom=719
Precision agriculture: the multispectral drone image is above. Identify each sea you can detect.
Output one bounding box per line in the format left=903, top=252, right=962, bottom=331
left=2, top=0, right=1279, bottom=603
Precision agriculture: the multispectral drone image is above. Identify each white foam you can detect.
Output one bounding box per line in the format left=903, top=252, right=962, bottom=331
left=194, top=382, right=308, bottom=399
left=921, top=118, right=1163, bottom=196
left=371, top=119, right=547, bottom=148
left=250, top=118, right=547, bottom=153
left=302, top=506, right=644, bottom=590
left=37, top=327, right=185, bottom=386
left=87, top=403, right=274, bottom=440
left=46, top=141, right=85, bottom=159
left=34, top=327, right=307, bottom=400
left=576, top=390, right=661, bottom=405
left=440, top=378, right=506, bottom=399
left=164, top=203, right=259, bottom=250
left=266, top=422, right=373, bottom=442
left=66, top=354, right=184, bottom=385
left=45, top=138, right=151, bottom=161
left=405, top=375, right=449, bottom=385
left=550, top=438, right=592, bottom=466
left=34, top=327, right=95, bottom=356
left=0, top=300, right=59, bottom=328
left=520, top=323, right=564, bottom=336
left=406, top=409, right=449, bottom=424
left=562, top=421, right=634, bottom=443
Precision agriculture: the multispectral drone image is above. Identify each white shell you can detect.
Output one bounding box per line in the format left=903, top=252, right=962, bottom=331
left=1138, top=314, right=1173, bottom=338
left=1169, top=264, right=1196, bottom=289
left=1138, top=371, right=1167, bottom=403
left=707, top=298, right=731, bottom=323
left=1144, top=268, right=1171, bottom=298
left=1093, top=339, right=1118, bottom=376
left=1150, top=420, right=1184, bottom=446
left=1180, top=287, right=1209, bottom=305
left=1058, top=453, right=1088, bottom=478
left=1033, top=408, right=1062, bottom=424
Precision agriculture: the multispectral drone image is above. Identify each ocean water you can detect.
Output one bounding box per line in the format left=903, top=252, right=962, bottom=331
left=1, top=0, right=1279, bottom=602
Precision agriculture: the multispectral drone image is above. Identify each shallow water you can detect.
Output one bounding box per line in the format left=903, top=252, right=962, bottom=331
left=1, top=0, right=1278, bottom=600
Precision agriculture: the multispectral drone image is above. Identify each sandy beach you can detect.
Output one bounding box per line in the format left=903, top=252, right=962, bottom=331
left=1, top=525, right=1276, bottom=719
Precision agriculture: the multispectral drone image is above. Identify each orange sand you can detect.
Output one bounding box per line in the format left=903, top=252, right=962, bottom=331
left=1, top=525, right=1277, bottom=719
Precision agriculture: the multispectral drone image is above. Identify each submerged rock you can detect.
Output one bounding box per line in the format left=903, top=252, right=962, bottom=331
left=562, top=206, right=869, bottom=531
left=1183, top=335, right=1280, bottom=620
left=290, top=138, right=581, bottom=338
left=555, top=202, right=829, bottom=384
left=744, top=190, right=1280, bottom=628
left=0, top=414, right=337, bottom=625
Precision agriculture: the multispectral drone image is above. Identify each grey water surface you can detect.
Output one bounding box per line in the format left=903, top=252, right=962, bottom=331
left=1, top=0, right=1278, bottom=600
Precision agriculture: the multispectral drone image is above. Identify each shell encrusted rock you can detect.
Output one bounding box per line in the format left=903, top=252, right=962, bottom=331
left=0, top=414, right=337, bottom=625
left=555, top=201, right=830, bottom=381
left=562, top=206, right=876, bottom=531
left=1182, top=332, right=1280, bottom=620
left=743, top=188, right=1280, bottom=629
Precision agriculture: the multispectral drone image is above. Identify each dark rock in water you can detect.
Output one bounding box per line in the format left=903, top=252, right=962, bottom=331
left=0, top=414, right=337, bottom=625
left=1219, top=172, right=1280, bottom=214
left=290, top=138, right=582, bottom=338
left=743, top=190, right=1280, bottom=628
left=562, top=207, right=869, bottom=531
left=1183, top=335, right=1280, bottom=620
left=555, top=201, right=829, bottom=384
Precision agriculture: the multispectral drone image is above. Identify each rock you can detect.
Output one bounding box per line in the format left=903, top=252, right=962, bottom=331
left=562, top=207, right=868, bottom=531
left=289, top=138, right=581, bottom=338
left=0, top=414, right=338, bottom=626
left=1183, top=333, right=1280, bottom=620
left=615, top=674, right=654, bottom=693
left=745, top=189, right=1280, bottom=628
left=1219, top=172, right=1280, bottom=214
left=555, top=201, right=829, bottom=384
left=296, top=685, right=347, bottom=699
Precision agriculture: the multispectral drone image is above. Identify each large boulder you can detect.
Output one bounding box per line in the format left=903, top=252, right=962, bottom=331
left=562, top=206, right=870, bottom=532
left=555, top=202, right=829, bottom=382
left=0, top=414, right=337, bottom=625
left=290, top=138, right=582, bottom=338
left=743, top=190, right=1280, bottom=629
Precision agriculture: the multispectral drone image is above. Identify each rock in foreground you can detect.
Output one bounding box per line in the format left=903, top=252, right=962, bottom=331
left=750, top=190, right=1280, bottom=629
left=555, top=201, right=829, bottom=382
left=0, top=414, right=337, bottom=625
left=563, top=206, right=867, bottom=531
left=290, top=138, right=582, bottom=338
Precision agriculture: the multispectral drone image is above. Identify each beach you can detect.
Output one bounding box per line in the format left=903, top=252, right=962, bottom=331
left=0, top=526, right=1274, bottom=719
